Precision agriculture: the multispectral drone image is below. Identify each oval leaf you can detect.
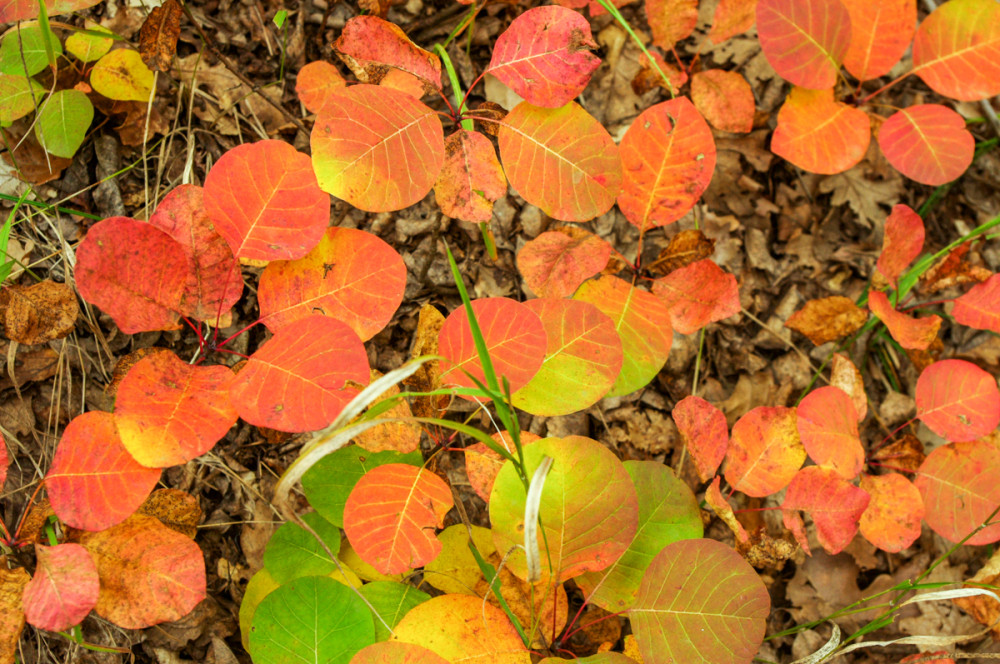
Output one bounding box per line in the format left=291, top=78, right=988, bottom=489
left=953, top=273, right=1000, bottom=335
left=912, top=0, right=1000, bottom=101
left=875, top=204, right=924, bottom=288
left=464, top=431, right=542, bottom=502
left=34, top=89, right=94, bottom=158
left=358, top=581, right=432, bottom=642
left=782, top=466, right=870, bottom=554
left=0, top=23, right=62, bottom=77
left=262, top=512, right=341, bottom=584
left=0, top=74, right=45, bottom=124
left=841, top=0, right=916, bottom=80
left=516, top=228, right=613, bottom=299
left=915, top=439, right=1000, bottom=545
left=648, top=0, right=698, bottom=49
left=433, top=129, right=507, bottom=223
left=651, top=258, right=740, bottom=334
left=672, top=396, right=729, bottom=482
left=858, top=473, right=923, bottom=553
left=22, top=543, right=98, bottom=632
left=724, top=406, right=805, bottom=498
left=295, top=60, right=346, bottom=113
left=878, top=104, right=974, bottom=185
left=690, top=69, right=754, bottom=133
left=915, top=359, right=1000, bottom=442
left=352, top=642, right=449, bottom=664
left=797, top=386, right=864, bottom=480
left=756, top=0, right=851, bottom=89
left=771, top=87, right=870, bottom=174
left=90, top=48, right=154, bottom=101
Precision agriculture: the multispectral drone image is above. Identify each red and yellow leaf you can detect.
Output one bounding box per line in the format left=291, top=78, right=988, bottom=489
left=672, top=396, right=729, bottom=482
left=487, top=5, right=601, bottom=108
left=203, top=140, right=330, bottom=261
left=651, top=259, right=740, bottom=334
left=22, top=543, right=99, bottom=632
left=647, top=0, right=698, bottom=50
left=516, top=228, right=613, bottom=298
left=724, top=406, right=805, bottom=498
left=690, top=70, right=754, bottom=133
left=334, top=16, right=442, bottom=92
left=868, top=290, right=941, bottom=351
left=499, top=101, right=621, bottom=222
left=875, top=204, right=924, bottom=288
left=953, top=273, right=1000, bottom=334
left=618, top=97, right=716, bottom=230
left=858, top=473, right=923, bottom=553
left=915, top=359, right=1000, bottom=442
left=877, top=105, right=975, bottom=185
left=295, top=60, right=346, bottom=113
left=710, top=0, right=758, bottom=44
left=915, top=439, right=1000, bottom=545
left=912, top=0, right=1000, bottom=101
left=343, top=464, right=454, bottom=574
left=0, top=0, right=101, bottom=21
left=771, top=87, right=870, bottom=174
left=797, top=386, right=864, bottom=480
left=756, top=0, right=852, bottom=89
left=433, top=130, right=507, bottom=223
left=782, top=466, right=870, bottom=555
left=841, top=0, right=915, bottom=81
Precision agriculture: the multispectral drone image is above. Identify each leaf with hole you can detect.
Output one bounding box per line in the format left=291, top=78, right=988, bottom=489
left=878, top=105, right=975, bottom=186
left=651, top=258, right=740, bottom=334
left=858, top=473, right=923, bottom=553
left=433, top=129, right=507, bottom=223
left=953, top=273, right=1000, bottom=335
left=916, top=359, right=1000, bottom=442
left=797, top=386, right=863, bottom=480
left=841, top=0, right=915, bottom=80
left=868, top=290, right=941, bottom=351
left=915, top=439, right=1000, bottom=545
left=672, top=396, right=728, bottom=482
left=516, top=228, right=613, bottom=299
left=22, top=543, right=98, bottom=632
left=912, top=0, right=1000, bottom=101
left=876, top=204, right=924, bottom=288
left=756, top=0, right=851, bottom=89
left=771, top=87, right=870, bottom=174
left=724, top=406, right=805, bottom=498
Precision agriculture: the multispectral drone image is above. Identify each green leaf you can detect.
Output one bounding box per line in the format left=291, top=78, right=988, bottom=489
left=0, top=22, right=63, bottom=77
left=34, top=89, right=93, bottom=158
left=262, top=512, right=342, bottom=584
left=358, top=581, right=431, bottom=641
left=0, top=74, right=44, bottom=125
left=65, top=23, right=114, bottom=63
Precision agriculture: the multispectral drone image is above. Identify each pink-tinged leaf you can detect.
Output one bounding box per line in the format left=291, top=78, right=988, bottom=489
left=573, top=276, right=672, bottom=397
left=0, top=431, right=7, bottom=490
left=724, top=406, right=805, bottom=498
left=647, top=0, right=699, bottom=49
left=45, top=411, right=160, bottom=531
left=148, top=184, right=242, bottom=322
left=465, top=431, right=542, bottom=502
left=705, top=476, right=750, bottom=545
left=858, top=473, right=923, bottom=553
left=75, top=217, right=189, bottom=334
left=257, top=227, right=406, bottom=340
left=875, top=204, right=924, bottom=288
left=438, top=298, right=546, bottom=396
left=334, top=16, right=442, bottom=93
left=516, top=228, right=613, bottom=299
left=710, top=0, right=758, bottom=43
left=295, top=61, right=346, bottom=114
left=878, top=105, right=975, bottom=186
left=651, top=259, right=740, bottom=334
left=830, top=353, right=867, bottom=421
left=672, top=396, right=728, bottom=482
left=512, top=298, right=623, bottom=416
left=868, top=290, right=941, bottom=351
left=915, top=440, right=1000, bottom=545
left=22, top=544, right=98, bottom=632
left=229, top=315, right=370, bottom=432
left=916, top=359, right=1000, bottom=442
left=912, top=0, right=1000, bottom=101
left=841, top=0, right=915, bottom=81
left=433, top=129, right=507, bottom=223
left=782, top=466, right=870, bottom=555
left=499, top=101, right=622, bottom=222
left=487, top=5, right=601, bottom=108
left=311, top=84, right=444, bottom=212
left=115, top=352, right=238, bottom=468
left=343, top=464, right=454, bottom=574
left=771, top=87, right=870, bottom=174
left=203, top=140, right=330, bottom=261
left=756, top=0, right=852, bottom=89
left=0, top=0, right=100, bottom=22
left=690, top=70, right=754, bottom=134
left=617, top=97, right=716, bottom=230
left=954, top=273, right=1000, bottom=334
left=797, top=386, right=863, bottom=480
left=630, top=539, right=769, bottom=664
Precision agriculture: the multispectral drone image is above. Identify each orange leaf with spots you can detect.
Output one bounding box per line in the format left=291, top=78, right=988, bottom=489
left=334, top=16, right=442, bottom=94
left=858, top=473, right=923, bottom=553
left=516, top=228, right=613, bottom=298
left=868, top=290, right=941, bottom=351
left=690, top=70, right=754, bottom=133
left=724, top=406, right=805, bottom=498
left=433, top=130, right=508, bottom=223
left=647, top=0, right=698, bottom=49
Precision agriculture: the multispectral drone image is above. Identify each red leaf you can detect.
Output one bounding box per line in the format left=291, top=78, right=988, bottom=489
left=334, top=16, right=442, bottom=92
left=0, top=0, right=100, bottom=22
left=438, top=298, right=546, bottom=396
left=651, top=259, right=740, bottom=334
left=858, top=473, right=923, bottom=553
left=204, top=140, right=330, bottom=261
left=912, top=0, right=1000, bottom=101
left=22, top=544, right=98, bottom=632
left=724, top=406, right=805, bottom=497
left=75, top=217, right=189, bottom=333
left=672, top=396, right=728, bottom=482
left=433, top=130, right=507, bottom=223
left=257, top=227, right=406, bottom=341
left=229, top=315, right=370, bottom=432
left=797, top=386, right=864, bottom=480
left=45, top=411, right=160, bottom=531
left=690, top=70, right=754, bottom=134
left=295, top=61, right=346, bottom=114
left=916, top=359, right=1000, bottom=442
left=878, top=105, right=975, bottom=185
left=868, top=290, right=941, bottom=351
left=311, top=84, right=444, bottom=212
left=710, top=0, right=758, bottom=44
left=756, top=0, right=852, bottom=89
left=343, top=464, right=453, bottom=574
left=875, top=204, right=924, bottom=288
left=647, top=0, right=698, bottom=49
left=771, top=87, right=870, bottom=174
left=841, top=0, right=915, bottom=81
left=915, top=439, right=1000, bottom=545
left=617, top=97, right=716, bottom=230
left=516, top=228, right=613, bottom=298
left=953, top=273, right=1000, bottom=334
left=115, top=352, right=238, bottom=467
left=782, top=466, right=870, bottom=555
left=487, top=6, right=601, bottom=108
left=148, top=184, right=242, bottom=322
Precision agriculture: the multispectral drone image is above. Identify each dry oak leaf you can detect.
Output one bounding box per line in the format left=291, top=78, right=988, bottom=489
left=785, top=296, right=867, bottom=346
left=138, top=0, right=181, bottom=72
left=3, top=280, right=78, bottom=345
left=953, top=548, right=1000, bottom=639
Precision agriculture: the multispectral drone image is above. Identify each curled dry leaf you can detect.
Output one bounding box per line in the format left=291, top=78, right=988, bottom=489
left=785, top=296, right=867, bottom=346
left=830, top=353, right=867, bottom=421
left=334, top=15, right=442, bottom=94
left=3, top=280, right=78, bottom=345
left=647, top=229, right=715, bottom=276
left=0, top=566, right=29, bottom=663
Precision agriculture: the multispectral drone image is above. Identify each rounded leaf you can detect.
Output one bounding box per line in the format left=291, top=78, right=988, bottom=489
left=648, top=0, right=698, bottom=49
left=422, top=524, right=495, bottom=595
left=90, top=48, right=154, bottom=101
left=0, top=74, right=45, bottom=124
left=756, top=0, right=852, bottom=89
left=263, top=512, right=341, bottom=584
left=516, top=228, right=613, bottom=299
left=499, top=101, right=621, bottom=222
left=878, top=105, right=974, bottom=186
left=464, top=431, right=542, bottom=502
left=64, top=22, right=114, bottom=63
left=912, top=0, right=1000, bottom=101
left=690, top=70, right=754, bottom=133
left=782, top=466, right=870, bottom=554
left=797, top=386, right=864, bottom=479
left=34, top=89, right=94, bottom=158
left=229, top=315, right=370, bottom=432
left=915, top=439, right=1000, bottom=545
left=710, top=0, right=757, bottom=43
left=672, top=396, right=728, bottom=482
left=651, top=259, right=740, bottom=334
left=916, top=359, right=1000, bottom=442
left=311, top=84, right=444, bottom=212
left=771, top=87, right=870, bottom=174
left=22, top=543, right=98, bottom=632
left=295, top=60, right=346, bottom=113
left=0, top=23, right=62, bottom=77
left=630, top=538, right=770, bottom=664
left=858, top=473, right=923, bottom=553
left=841, top=0, right=916, bottom=80
left=433, top=129, right=507, bottom=223
left=953, top=273, right=1000, bottom=335
left=724, top=406, right=805, bottom=497
left=358, top=581, right=431, bottom=642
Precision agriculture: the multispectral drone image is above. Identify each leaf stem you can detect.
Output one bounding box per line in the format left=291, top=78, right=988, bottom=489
left=434, top=43, right=474, bottom=130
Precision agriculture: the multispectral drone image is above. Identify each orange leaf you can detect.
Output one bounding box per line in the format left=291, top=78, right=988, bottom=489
left=334, top=16, right=442, bottom=93
left=45, top=411, right=160, bottom=531
left=229, top=315, right=370, bottom=432
left=782, top=466, right=869, bottom=555
left=690, top=70, right=754, bottom=133
left=771, top=87, right=870, bottom=174
left=784, top=296, right=867, bottom=345
left=295, top=61, right=346, bottom=113
left=724, top=406, right=805, bottom=497
left=516, top=228, right=613, bottom=299
left=647, top=0, right=698, bottom=49
left=867, top=290, right=941, bottom=351
left=710, top=0, right=757, bottom=43
left=915, top=439, right=1000, bottom=545
left=115, top=352, right=238, bottom=467
left=912, top=0, right=1000, bottom=101
left=875, top=204, right=924, bottom=288
left=0, top=566, right=29, bottom=662
left=841, top=0, right=915, bottom=81
left=618, top=97, right=716, bottom=230
left=75, top=217, right=189, bottom=333
left=487, top=6, right=601, bottom=108
left=916, top=359, right=1000, bottom=442
left=797, top=386, right=863, bottom=479
left=343, top=464, right=453, bottom=574
left=756, top=0, right=852, bottom=89
left=433, top=129, right=507, bottom=223
left=22, top=543, right=98, bottom=632
left=858, top=473, right=923, bottom=553
left=257, top=227, right=406, bottom=340
left=352, top=642, right=450, bottom=664
left=878, top=105, right=974, bottom=185
left=203, top=140, right=330, bottom=261
left=651, top=259, right=740, bottom=334
left=953, top=273, right=1000, bottom=334
left=672, top=396, right=728, bottom=482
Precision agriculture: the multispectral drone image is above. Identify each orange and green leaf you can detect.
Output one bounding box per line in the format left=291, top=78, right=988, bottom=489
left=911, top=0, right=1000, bottom=101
